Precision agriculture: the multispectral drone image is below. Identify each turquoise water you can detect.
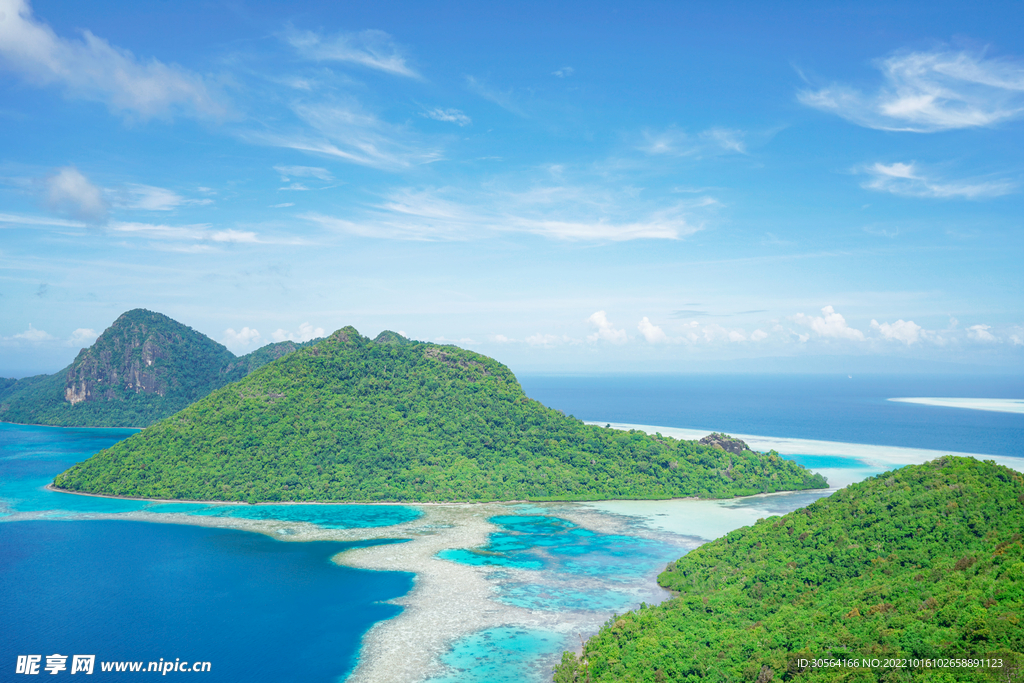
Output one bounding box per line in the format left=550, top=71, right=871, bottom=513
left=424, top=628, right=567, bottom=683
left=440, top=514, right=679, bottom=583
left=142, top=502, right=422, bottom=528
left=496, top=582, right=633, bottom=612
left=433, top=512, right=685, bottom=680
left=0, top=423, right=421, bottom=528
left=785, top=454, right=874, bottom=470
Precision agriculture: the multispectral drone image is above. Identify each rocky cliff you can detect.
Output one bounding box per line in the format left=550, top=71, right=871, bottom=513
left=0, top=309, right=318, bottom=427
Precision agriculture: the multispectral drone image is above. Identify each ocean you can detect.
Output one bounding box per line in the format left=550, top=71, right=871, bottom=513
left=518, top=373, right=1024, bottom=457
left=1, top=374, right=1022, bottom=682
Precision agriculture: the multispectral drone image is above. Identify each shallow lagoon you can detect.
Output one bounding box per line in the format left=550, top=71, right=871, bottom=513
left=3, top=390, right=1024, bottom=683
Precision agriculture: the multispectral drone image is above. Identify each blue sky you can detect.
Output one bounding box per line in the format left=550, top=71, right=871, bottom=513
left=1, top=0, right=1022, bottom=375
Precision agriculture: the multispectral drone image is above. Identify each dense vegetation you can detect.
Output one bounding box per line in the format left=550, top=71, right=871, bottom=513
left=0, top=309, right=314, bottom=427
left=53, top=326, right=827, bottom=503
left=554, top=456, right=1024, bottom=682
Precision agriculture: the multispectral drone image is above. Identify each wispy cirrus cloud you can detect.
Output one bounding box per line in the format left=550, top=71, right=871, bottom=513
left=303, top=182, right=712, bottom=242
left=465, top=76, right=526, bottom=116
left=0, top=0, right=228, bottom=120
left=273, top=165, right=335, bottom=191
left=110, top=221, right=259, bottom=243
left=639, top=126, right=749, bottom=156
left=799, top=48, right=1024, bottom=132
left=0, top=212, right=87, bottom=228
left=274, top=166, right=334, bottom=182
left=246, top=100, right=443, bottom=171
left=284, top=26, right=419, bottom=78
left=113, top=184, right=214, bottom=211
left=859, top=162, right=1016, bottom=199
left=421, top=107, right=471, bottom=126
left=43, top=166, right=108, bottom=222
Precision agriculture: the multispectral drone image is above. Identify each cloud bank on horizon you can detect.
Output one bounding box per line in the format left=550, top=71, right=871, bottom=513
left=0, top=0, right=1021, bottom=374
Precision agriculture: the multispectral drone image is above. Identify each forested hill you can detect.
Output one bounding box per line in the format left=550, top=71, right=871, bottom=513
left=555, top=457, right=1024, bottom=683
left=0, top=309, right=316, bottom=428
left=52, top=326, right=827, bottom=503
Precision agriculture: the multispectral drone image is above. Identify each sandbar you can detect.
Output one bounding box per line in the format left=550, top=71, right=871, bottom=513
left=592, top=422, right=1024, bottom=483
left=888, top=397, right=1024, bottom=415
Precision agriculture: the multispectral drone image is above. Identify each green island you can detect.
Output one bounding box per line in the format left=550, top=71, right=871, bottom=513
left=554, top=456, right=1024, bottom=682
left=0, top=309, right=317, bottom=428
left=52, top=325, right=826, bottom=502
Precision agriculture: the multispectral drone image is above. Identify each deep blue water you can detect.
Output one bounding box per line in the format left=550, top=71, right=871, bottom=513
left=3, top=373, right=1022, bottom=682
left=519, top=374, right=1024, bottom=457
left=0, top=521, right=412, bottom=682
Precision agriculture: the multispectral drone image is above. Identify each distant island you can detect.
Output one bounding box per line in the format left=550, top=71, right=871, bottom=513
left=51, top=321, right=827, bottom=503
left=555, top=456, right=1024, bottom=682
left=0, top=309, right=318, bottom=428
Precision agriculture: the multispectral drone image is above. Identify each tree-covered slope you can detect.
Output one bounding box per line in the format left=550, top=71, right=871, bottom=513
left=0, top=309, right=315, bottom=428
left=555, top=456, right=1024, bottom=683
left=53, top=326, right=827, bottom=503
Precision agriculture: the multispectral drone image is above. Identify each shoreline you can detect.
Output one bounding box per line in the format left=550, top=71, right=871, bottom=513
left=1, top=420, right=144, bottom=431
left=41, top=484, right=546, bottom=506
left=8, top=497, right=696, bottom=683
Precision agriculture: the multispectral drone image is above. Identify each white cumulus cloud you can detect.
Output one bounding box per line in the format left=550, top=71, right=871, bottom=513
left=587, top=311, right=627, bottom=344
left=222, top=327, right=262, bottom=352
left=525, top=333, right=573, bottom=347
left=637, top=317, right=668, bottom=344
left=871, top=318, right=923, bottom=344
left=967, top=324, right=996, bottom=342
left=272, top=322, right=325, bottom=343
left=791, top=305, right=865, bottom=341
left=67, top=328, right=98, bottom=348
left=11, top=324, right=54, bottom=341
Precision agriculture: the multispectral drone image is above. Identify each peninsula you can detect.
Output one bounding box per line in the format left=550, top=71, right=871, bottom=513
left=555, top=456, right=1024, bottom=682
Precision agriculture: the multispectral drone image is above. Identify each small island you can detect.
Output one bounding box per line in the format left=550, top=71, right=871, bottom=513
left=51, top=323, right=827, bottom=503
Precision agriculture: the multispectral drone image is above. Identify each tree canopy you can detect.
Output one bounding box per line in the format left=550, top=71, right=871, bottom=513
left=555, top=456, right=1024, bottom=682
left=53, top=326, right=827, bottom=503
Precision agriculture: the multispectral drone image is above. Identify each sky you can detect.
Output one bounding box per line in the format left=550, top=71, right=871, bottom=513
left=1, top=0, right=1022, bottom=376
